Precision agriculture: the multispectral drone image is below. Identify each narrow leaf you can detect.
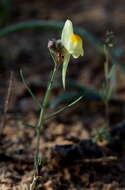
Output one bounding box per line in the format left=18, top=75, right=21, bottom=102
left=20, top=69, right=42, bottom=109
left=22, top=121, right=36, bottom=129
left=44, top=96, right=83, bottom=121
left=108, top=64, right=116, bottom=79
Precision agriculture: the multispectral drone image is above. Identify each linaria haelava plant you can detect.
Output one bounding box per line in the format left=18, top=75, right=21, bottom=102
left=20, top=19, right=84, bottom=190
left=93, top=31, right=117, bottom=146
left=103, top=31, right=116, bottom=127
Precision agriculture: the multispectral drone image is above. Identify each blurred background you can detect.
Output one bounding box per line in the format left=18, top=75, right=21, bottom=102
left=0, top=0, right=125, bottom=120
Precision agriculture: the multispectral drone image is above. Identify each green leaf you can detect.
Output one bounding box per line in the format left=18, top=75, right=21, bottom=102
left=50, top=92, right=81, bottom=108
left=20, top=70, right=42, bottom=109
left=108, top=64, right=116, bottom=79
left=45, top=96, right=83, bottom=121
left=22, top=121, right=36, bottom=129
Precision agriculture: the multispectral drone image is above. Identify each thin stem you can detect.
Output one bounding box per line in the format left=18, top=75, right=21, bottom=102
left=30, top=175, right=39, bottom=190
left=104, top=45, right=110, bottom=129
left=34, top=64, right=57, bottom=174
left=104, top=45, right=109, bottom=84
left=35, top=127, right=41, bottom=174
left=37, top=65, right=57, bottom=127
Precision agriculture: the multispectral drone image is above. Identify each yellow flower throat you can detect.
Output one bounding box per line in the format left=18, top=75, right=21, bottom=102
left=70, top=34, right=81, bottom=43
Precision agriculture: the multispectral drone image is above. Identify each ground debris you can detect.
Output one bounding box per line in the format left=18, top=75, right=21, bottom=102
left=51, top=121, right=125, bottom=167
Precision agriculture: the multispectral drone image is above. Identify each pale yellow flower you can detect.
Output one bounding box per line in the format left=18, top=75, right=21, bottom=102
left=61, top=19, right=84, bottom=88
left=61, top=19, right=84, bottom=58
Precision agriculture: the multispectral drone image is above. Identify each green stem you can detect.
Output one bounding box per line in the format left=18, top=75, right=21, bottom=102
left=104, top=45, right=109, bottom=84
left=104, top=45, right=110, bottom=129
left=37, top=65, right=57, bottom=127
left=35, top=127, right=41, bottom=174
left=34, top=64, right=57, bottom=173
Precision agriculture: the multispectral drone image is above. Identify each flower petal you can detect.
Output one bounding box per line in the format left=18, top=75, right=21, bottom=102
left=68, top=34, right=84, bottom=58
left=62, top=52, right=71, bottom=89
left=61, top=20, right=73, bottom=49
